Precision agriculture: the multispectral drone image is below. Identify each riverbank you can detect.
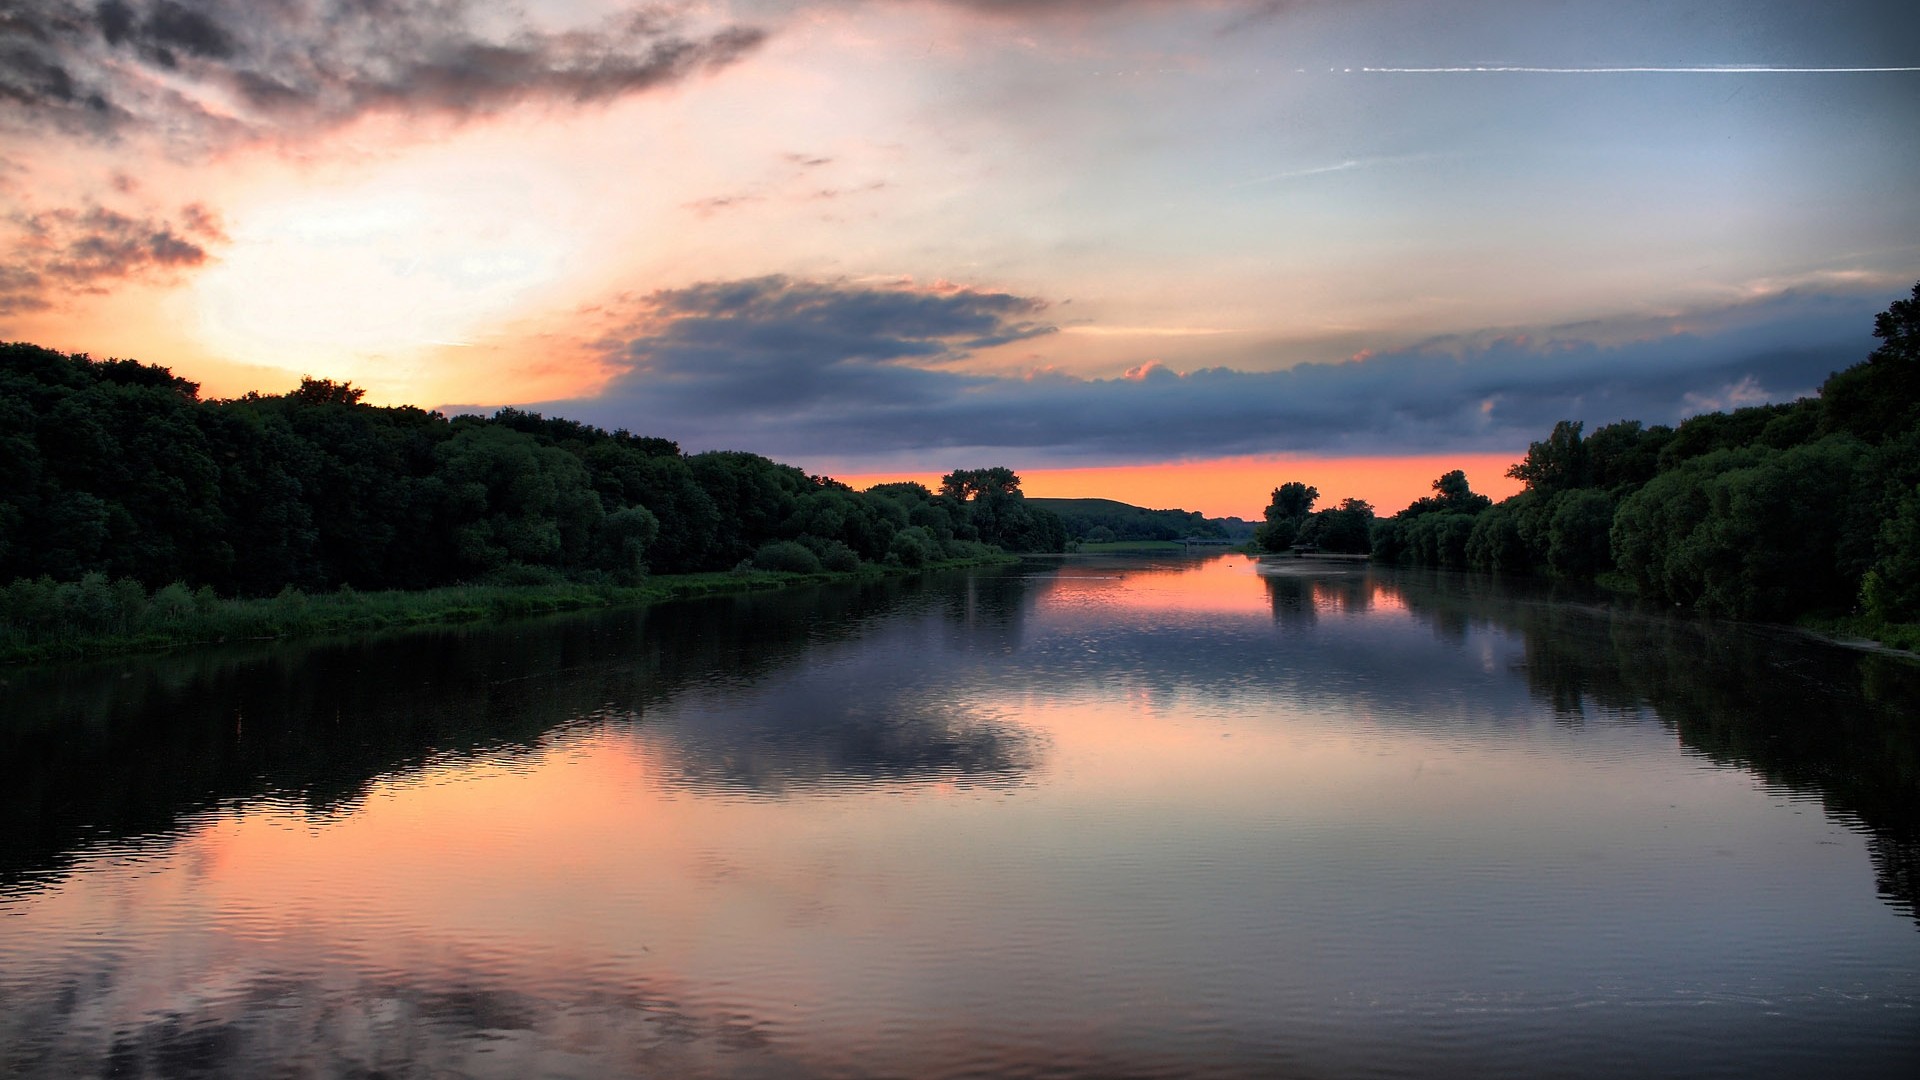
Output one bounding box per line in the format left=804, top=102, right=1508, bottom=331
left=0, top=554, right=1018, bottom=666
left=1796, top=615, right=1920, bottom=658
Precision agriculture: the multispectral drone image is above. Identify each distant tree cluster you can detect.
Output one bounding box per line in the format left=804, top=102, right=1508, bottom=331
left=0, top=344, right=1066, bottom=599
left=1034, top=498, right=1228, bottom=543
left=1253, top=482, right=1375, bottom=555
left=1363, top=282, right=1920, bottom=626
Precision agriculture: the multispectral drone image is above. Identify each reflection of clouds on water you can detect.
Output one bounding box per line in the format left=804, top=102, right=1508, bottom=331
left=644, top=647, right=1037, bottom=795
left=0, top=965, right=811, bottom=1080
left=3, top=555, right=1918, bottom=1078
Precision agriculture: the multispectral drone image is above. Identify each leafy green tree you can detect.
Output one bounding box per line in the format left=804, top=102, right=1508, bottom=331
left=1862, top=484, right=1920, bottom=622
left=1583, top=420, right=1673, bottom=492
left=888, top=525, right=935, bottom=567
left=435, top=425, right=604, bottom=574
left=1507, top=420, right=1588, bottom=495
left=1821, top=281, right=1920, bottom=444
left=1465, top=503, right=1530, bottom=572
left=595, top=505, right=660, bottom=583
left=1611, top=439, right=1869, bottom=617
left=288, top=377, right=367, bottom=406
left=1256, top=482, right=1319, bottom=552
left=1302, top=498, right=1374, bottom=554
left=1544, top=489, right=1614, bottom=580
left=940, top=466, right=1021, bottom=501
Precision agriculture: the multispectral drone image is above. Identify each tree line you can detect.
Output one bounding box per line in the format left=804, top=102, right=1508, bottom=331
left=0, top=343, right=1067, bottom=603
left=1256, top=282, right=1920, bottom=632
left=1030, top=498, right=1234, bottom=544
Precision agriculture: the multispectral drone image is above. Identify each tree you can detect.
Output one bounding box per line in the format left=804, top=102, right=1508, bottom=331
left=1507, top=420, right=1587, bottom=495
left=1255, top=482, right=1320, bottom=552
left=1268, top=482, right=1319, bottom=522
left=289, top=377, right=367, bottom=406
left=1544, top=489, right=1614, bottom=580
left=940, top=466, right=1021, bottom=501
left=1820, top=281, right=1920, bottom=444
left=1399, top=470, right=1493, bottom=520
left=1302, top=498, right=1374, bottom=554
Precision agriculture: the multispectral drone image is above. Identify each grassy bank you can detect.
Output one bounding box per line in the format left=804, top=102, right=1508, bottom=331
left=0, top=555, right=1016, bottom=666
left=1798, top=615, right=1920, bottom=657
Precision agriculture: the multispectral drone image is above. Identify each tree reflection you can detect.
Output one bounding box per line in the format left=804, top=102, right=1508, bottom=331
left=1260, top=563, right=1374, bottom=629
left=0, top=571, right=1036, bottom=895
left=1381, top=567, right=1920, bottom=921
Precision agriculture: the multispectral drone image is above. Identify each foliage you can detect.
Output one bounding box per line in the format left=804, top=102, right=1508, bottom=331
left=1349, top=282, right=1920, bottom=648
left=0, top=342, right=1056, bottom=615
left=752, top=540, right=824, bottom=575
left=1254, top=481, right=1319, bottom=552
left=1029, top=498, right=1226, bottom=542
left=1300, top=498, right=1375, bottom=554
left=1372, top=471, right=1497, bottom=569
left=1507, top=420, right=1588, bottom=496
left=1820, top=281, right=1920, bottom=444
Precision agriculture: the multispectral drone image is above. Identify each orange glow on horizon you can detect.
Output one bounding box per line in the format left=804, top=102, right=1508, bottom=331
left=836, top=453, right=1527, bottom=520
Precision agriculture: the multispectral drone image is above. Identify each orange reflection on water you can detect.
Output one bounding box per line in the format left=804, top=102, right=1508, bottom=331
left=1033, top=553, right=1405, bottom=624
left=1035, top=553, right=1279, bottom=618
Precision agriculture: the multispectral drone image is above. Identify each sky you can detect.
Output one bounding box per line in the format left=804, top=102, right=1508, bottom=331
left=2, top=0, right=1916, bottom=517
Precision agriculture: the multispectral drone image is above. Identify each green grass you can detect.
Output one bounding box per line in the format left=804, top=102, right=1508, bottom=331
left=0, top=554, right=1016, bottom=665
left=1799, top=614, right=1920, bottom=656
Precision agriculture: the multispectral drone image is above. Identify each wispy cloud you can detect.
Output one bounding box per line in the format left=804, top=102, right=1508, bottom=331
left=1059, top=325, right=1246, bottom=337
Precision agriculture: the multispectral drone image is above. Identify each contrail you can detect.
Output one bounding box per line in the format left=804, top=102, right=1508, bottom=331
left=1226, top=160, right=1362, bottom=190
left=1360, top=65, right=1920, bottom=74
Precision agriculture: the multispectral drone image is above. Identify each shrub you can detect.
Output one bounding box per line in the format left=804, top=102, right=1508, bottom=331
left=752, top=540, right=823, bottom=574
left=480, top=563, right=569, bottom=587
left=889, top=526, right=933, bottom=568
left=819, top=541, right=861, bottom=572
left=147, top=582, right=196, bottom=627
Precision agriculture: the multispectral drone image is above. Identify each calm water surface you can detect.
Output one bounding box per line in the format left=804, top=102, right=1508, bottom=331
left=2, top=555, right=1917, bottom=1078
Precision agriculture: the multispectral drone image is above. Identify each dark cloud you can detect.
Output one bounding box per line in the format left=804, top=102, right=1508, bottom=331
left=512, top=277, right=1888, bottom=465
left=0, top=1, right=766, bottom=146
left=580, top=274, right=1053, bottom=412
left=0, top=200, right=223, bottom=315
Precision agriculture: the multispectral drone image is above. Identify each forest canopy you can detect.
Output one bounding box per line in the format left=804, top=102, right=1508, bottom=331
left=0, top=347, right=1067, bottom=600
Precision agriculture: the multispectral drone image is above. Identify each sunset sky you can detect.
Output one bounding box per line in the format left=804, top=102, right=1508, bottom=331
left=2, top=0, right=1915, bottom=516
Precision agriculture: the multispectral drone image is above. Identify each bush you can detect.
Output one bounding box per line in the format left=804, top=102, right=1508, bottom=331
left=752, top=540, right=823, bottom=574
left=479, top=562, right=569, bottom=587
left=819, top=540, right=861, bottom=572
left=1863, top=484, right=1920, bottom=622
left=889, top=526, right=933, bottom=568
left=1545, top=490, right=1614, bottom=580
left=1465, top=506, right=1528, bottom=572
left=147, top=582, right=196, bottom=627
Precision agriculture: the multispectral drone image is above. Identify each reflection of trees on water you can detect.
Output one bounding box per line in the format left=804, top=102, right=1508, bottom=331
left=1380, top=567, right=1920, bottom=923
left=0, top=571, right=1036, bottom=896
left=1260, top=565, right=1373, bottom=627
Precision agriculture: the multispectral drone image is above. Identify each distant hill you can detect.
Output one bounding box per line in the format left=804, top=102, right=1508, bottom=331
left=1028, top=498, right=1239, bottom=543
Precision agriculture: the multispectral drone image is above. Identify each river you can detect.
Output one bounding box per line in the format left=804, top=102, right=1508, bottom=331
left=2, top=554, right=1916, bottom=1078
